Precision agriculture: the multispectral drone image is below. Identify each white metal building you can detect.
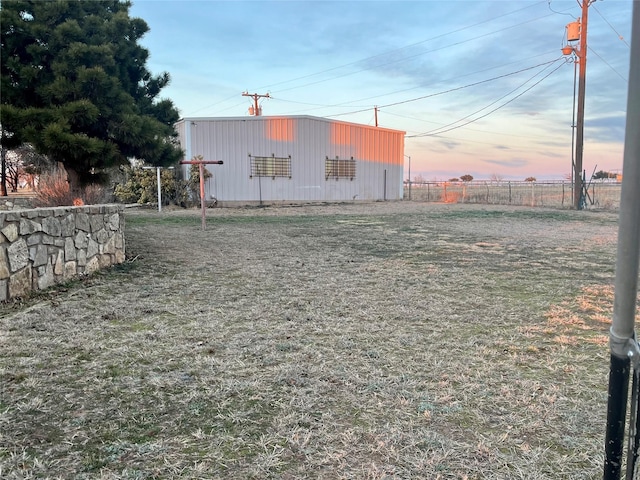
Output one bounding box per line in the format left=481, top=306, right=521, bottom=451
left=175, top=115, right=405, bottom=205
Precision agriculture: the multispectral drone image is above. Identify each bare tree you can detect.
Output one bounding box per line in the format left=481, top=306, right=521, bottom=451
left=3, top=145, right=50, bottom=192
left=413, top=174, right=426, bottom=184
left=489, top=173, right=504, bottom=184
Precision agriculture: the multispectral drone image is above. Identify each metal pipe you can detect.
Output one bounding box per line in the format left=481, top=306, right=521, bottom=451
left=384, top=169, right=387, bottom=201
left=408, top=156, right=412, bottom=200
left=604, top=2, right=640, bottom=478
left=156, top=167, right=162, bottom=212
left=199, top=163, right=205, bottom=230
left=609, top=0, right=640, bottom=359
left=626, top=369, right=640, bottom=480
left=404, top=154, right=411, bottom=201
left=604, top=354, right=631, bottom=479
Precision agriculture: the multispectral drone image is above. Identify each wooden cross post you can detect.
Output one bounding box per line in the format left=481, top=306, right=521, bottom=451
left=179, top=159, right=224, bottom=230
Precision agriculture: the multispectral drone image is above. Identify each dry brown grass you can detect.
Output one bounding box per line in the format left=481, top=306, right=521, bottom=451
left=0, top=202, right=622, bottom=479
left=33, top=169, right=107, bottom=207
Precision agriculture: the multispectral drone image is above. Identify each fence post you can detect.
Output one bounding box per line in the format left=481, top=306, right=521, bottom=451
left=531, top=182, right=535, bottom=207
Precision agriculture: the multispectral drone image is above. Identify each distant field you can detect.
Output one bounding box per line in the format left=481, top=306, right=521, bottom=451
left=0, top=202, right=619, bottom=479
left=405, top=181, right=621, bottom=210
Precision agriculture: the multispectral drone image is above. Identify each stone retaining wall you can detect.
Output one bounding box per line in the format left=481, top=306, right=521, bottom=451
left=0, top=204, right=125, bottom=301
left=0, top=195, right=35, bottom=211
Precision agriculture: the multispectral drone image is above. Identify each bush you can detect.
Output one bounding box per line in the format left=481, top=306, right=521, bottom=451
left=186, top=157, right=212, bottom=203
left=114, top=166, right=192, bottom=207
left=113, top=156, right=217, bottom=208
left=33, top=169, right=108, bottom=207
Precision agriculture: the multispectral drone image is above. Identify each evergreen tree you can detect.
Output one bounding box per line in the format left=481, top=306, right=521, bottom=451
left=0, top=0, right=183, bottom=188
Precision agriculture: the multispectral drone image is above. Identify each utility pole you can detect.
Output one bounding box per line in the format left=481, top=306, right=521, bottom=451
left=242, top=92, right=270, bottom=116
left=563, top=0, right=593, bottom=209
left=574, top=0, right=592, bottom=210
left=374, top=106, right=379, bottom=127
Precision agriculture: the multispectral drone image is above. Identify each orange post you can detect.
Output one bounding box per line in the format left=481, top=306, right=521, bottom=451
left=179, top=160, right=224, bottom=230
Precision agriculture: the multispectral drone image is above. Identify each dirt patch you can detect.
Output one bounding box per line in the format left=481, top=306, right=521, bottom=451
left=0, top=202, right=620, bottom=478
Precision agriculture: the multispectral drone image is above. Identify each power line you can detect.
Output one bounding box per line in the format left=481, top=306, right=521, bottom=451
left=385, top=59, right=562, bottom=110
left=547, top=0, right=575, bottom=18
left=408, top=59, right=564, bottom=137
left=593, top=4, right=631, bottom=48
left=272, top=50, right=559, bottom=114
left=324, top=57, right=562, bottom=119
left=588, top=46, right=628, bottom=83
left=269, top=10, right=561, bottom=97
left=187, top=92, right=241, bottom=116
left=385, top=110, right=557, bottom=142
left=407, top=60, right=567, bottom=138
left=250, top=1, right=547, bottom=94
left=335, top=51, right=560, bottom=107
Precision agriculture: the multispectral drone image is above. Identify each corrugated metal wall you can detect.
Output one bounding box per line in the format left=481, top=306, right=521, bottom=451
left=177, top=116, right=405, bottom=203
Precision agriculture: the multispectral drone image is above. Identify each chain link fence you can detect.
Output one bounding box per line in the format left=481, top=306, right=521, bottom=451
left=404, top=180, right=622, bottom=210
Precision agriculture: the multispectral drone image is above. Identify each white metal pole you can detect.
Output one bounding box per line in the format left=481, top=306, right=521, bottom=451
left=610, top=0, right=640, bottom=364
left=408, top=155, right=412, bottom=200
left=156, top=167, right=162, bottom=212
left=603, top=2, right=640, bottom=477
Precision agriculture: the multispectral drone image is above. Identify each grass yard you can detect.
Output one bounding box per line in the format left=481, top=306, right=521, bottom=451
left=0, top=202, right=621, bottom=479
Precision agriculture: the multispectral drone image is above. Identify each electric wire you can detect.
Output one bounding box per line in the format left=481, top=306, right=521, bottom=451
left=408, top=59, right=564, bottom=137
left=387, top=109, right=555, bottom=142
left=271, top=50, right=558, bottom=112
left=547, top=0, right=575, bottom=18
left=407, top=59, right=567, bottom=138
left=250, top=1, right=548, bottom=93
left=187, top=92, right=242, bottom=116
left=186, top=0, right=628, bottom=123
left=588, top=46, right=629, bottom=83
left=387, top=110, right=557, bottom=145
left=268, top=10, right=562, bottom=97
left=593, top=4, right=631, bottom=48
left=331, top=51, right=560, bottom=107
left=323, top=57, right=562, bottom=119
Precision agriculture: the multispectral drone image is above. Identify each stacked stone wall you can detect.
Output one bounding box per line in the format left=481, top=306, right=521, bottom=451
left=0, top=204, right=125, bottom=301
left=0, top=196, right=34, bottom=211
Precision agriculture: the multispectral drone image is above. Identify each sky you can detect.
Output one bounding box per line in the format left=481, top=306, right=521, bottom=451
left=128, top=0, right=633, bottom=181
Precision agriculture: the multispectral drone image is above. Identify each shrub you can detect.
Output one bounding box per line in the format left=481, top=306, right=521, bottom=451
left=33, top=169, right=73, bottom=207
left=186, top=157, right=212, bottom=203
left=33, top=169, right=108, bottom=207
left=114, top=166, right=192, bottom=207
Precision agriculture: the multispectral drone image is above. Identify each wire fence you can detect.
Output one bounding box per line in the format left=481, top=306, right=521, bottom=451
left=403, top=180, right=622, bottom=210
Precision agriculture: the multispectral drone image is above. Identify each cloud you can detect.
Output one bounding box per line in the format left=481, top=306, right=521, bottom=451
left=586, top=113, right=627, bottom=144
left=439, top=139, right=461, bottom=150
left=537, top=150, right=566, bottom=159
left=483, top=158, right=530, bottom=169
